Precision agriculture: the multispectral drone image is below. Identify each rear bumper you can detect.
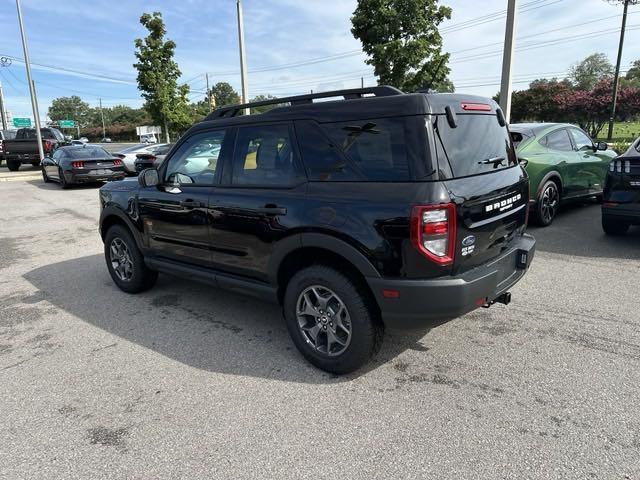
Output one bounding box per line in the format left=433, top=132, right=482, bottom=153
left=602, top=202, right=640, bottom=224
left=66, top=169, right=126, bottom=184
left=366, top=233, right=536, bottom=329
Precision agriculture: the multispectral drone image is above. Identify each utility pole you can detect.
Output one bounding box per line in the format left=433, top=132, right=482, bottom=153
left=206, top=73, right=212, bottom=112
left=99, top=98, right=105, bottom=139
left=15, top=0, right=44, bottom=161
left=31, top=79, right=41, bottom=126
left=607, top=0, right=633, bottom=140
left=361, top=77, right=364, bottom=88
left=499, top=0, right=518, bottom=123
left=0, top=82, right=7, bottom=130
left=236, top=0, right=249, bottom=115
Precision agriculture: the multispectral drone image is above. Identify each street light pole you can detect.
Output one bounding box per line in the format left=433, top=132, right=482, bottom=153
left=0, top=82, right=7, bottom=130
left=236, top=0, right=249, bottom=115
left=607, top=0, right=630, bottom=141
left=499, top=0, right=518, bottom=123
left=99, top=98, right=105, bottom=139
left=15, top=0, right=44, bottom=161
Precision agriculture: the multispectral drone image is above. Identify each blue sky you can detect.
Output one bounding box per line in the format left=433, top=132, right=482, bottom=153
left=0, top=0, right=639, bottom=121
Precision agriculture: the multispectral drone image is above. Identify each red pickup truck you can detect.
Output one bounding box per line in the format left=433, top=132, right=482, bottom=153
left=2, top=127, right=66, bottom=171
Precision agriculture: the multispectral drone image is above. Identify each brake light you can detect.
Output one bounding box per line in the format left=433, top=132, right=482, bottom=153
left=611, top=160, right=631, bottom=173
left=43, top=140, right=53, bottom=153
left=410, top=204, right=456, bottom=265
left=71, top=161, right=85, bottom=168
left=113, top=159, right=123, bottom=166
left=461, top=102, right=491, bottom=112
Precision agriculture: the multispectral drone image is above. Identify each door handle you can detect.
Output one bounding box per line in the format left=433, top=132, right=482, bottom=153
left=179, top=199, right=204, bottom=208
left=256, top=205, right=287, bottom=215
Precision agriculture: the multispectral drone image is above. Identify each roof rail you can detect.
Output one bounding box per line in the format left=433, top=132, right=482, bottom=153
left=205, top=85, right=404, bottom=120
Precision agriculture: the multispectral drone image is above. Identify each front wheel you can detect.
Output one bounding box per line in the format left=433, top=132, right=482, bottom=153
left=104, top=225, right=158, bottom=293
left=602, top=216, right=629, bottom=236
left=7, top=161, right=20, bottom=172
left=283, top=265, right=383, bottom=374
left=534, top=180, right=560, bottom=227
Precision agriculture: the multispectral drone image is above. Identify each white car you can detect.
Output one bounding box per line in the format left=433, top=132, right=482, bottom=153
left=79, top=137, right=89, bottom=144
left=114, top=143, right=169, bottom=173
left=140, top=134, right=157, bottom=144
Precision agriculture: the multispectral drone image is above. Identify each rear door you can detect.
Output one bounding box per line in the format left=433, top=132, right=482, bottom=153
left=432, top=107, right=528, bottom=272
left=209, top=122, right=307, bottom=281
left=539, top=128, right=583, bottom=196
left=137, top=129, right=229, bottom=267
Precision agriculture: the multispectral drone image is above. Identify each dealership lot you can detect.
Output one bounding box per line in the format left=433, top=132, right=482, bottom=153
left=1, top=178, right=639, bottom=479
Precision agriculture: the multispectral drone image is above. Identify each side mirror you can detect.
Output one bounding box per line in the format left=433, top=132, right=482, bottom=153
left=596, top=142, right=608, bottom=151
left=138, top=168, right=159, bottom=188
left=519, top=158, right=529, bottom=168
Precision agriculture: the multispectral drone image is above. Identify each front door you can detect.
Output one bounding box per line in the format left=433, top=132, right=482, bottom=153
left=209, top=122, right=307, bottom=281
left=138, top=128, right=230, bottom=267
left=569, top=127, right=607, bottom=195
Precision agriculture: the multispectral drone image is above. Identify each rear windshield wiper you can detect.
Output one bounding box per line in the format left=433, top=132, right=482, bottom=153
left=478, top=156, right=506, bottom=168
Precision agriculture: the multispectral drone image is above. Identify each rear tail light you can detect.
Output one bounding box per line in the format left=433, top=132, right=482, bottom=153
left=410, top=204, right=456, bottom=265
left=43, top=140, right=53, bottom=153
left=71, top=161, right=85, bottom=168
left=611, top=160, right=631, bottom=173
left=113, top=159, right=123, bottom=166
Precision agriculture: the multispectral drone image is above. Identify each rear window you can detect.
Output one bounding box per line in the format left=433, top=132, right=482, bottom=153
left=434, top=114, right=517, bottom=178
left=65, top=147, right=110, bottom=159
left=510, top=131, right=532, bottom=148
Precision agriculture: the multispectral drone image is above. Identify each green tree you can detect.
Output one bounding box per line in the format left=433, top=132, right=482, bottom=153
left=625, top=59, right=640, bottom=87
left=209, top=82, right=240, bottom=107
left=351, top=0, right=453, bottom=92
left=133, top=12, right=191, bottom=142
left=248, top=94, right=281, bottom=114
left=48, top=96, right=92, bottom=127
left=569, top=53, right=613, bottom=90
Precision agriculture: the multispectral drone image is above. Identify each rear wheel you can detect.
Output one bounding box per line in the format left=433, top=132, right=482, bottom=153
left=283, top=265, right=383, bottom=374
left=104, top=225, right=157, bottom=293
left=42, top=167, right=51, bottom=183
left=58, top=167, right=70, bottom=189
left=7, top=161, right=20, bottom=172
left=535, top=180, right=560, bottom=227
left=602, top=216, right=629, bottom=236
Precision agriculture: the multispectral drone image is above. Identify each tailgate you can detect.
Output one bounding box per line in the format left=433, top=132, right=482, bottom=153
left=444, top=167, right=528, bottom=273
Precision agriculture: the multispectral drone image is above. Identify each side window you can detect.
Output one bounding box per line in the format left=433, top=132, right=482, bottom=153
left=543, top=129, right=573, bottom=152
left=295, top=120, right=359, bottom=181
left=321, top=117, right=411, bottom=181
left=164, top=130, right=226, bottom=185
left=570, top=129, right=593, bottom=151
left=231, top=123, right=303, bottom=186
left=52, top=150, right=63, bottom=161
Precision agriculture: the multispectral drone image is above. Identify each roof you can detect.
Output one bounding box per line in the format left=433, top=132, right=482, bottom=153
left=191, top=86, right=501, bottom=134
left=509, top=123, right=571, bottom=135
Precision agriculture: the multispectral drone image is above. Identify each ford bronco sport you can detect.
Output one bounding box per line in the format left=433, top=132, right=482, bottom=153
left=98, top=86, right=536, bottom=373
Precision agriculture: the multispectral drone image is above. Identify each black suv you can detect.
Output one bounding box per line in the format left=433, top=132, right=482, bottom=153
left=98, top=87, right=536, bottom=373
left=602, top=137, right=640, bottom=235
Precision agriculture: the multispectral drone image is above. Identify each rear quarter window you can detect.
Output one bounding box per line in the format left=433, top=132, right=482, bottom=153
left=319, top=116, right=429, bottom=181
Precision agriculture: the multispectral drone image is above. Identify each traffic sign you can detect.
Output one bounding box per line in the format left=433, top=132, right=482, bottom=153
left=58, top=120, right=76, bottom=128
left=12, top=117, right=31, bottom=128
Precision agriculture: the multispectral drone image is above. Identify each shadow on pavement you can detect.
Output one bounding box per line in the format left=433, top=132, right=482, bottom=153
left=528, top=201, right=640, bottom=260
left=23, top=254, right=433, bottom=383
left=27, top=180, right=107, bottom=191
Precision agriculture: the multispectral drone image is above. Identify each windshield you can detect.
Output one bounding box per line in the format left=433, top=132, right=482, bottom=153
left=65, top=147, right=111, bottom=159
left=433, top=114, right=517, bottom=179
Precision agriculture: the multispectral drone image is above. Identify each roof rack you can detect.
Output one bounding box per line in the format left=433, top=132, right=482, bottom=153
left=205, top=85, right=404, bottom=120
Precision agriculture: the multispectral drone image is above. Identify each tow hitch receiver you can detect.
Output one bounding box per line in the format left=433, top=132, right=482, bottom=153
left=482, top=292, right=512, bottom=308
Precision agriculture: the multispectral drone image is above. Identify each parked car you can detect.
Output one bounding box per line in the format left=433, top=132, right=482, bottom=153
left=510, top=123, right=617, bottom=226
left=601, top=137, right=640, bottom=235
left=101, top=137, right=112, bottom=143
left=2, top=127, right=66, bottom=171
left=41, top=145, right=126, bottom=188
left=70, top=140, right=85, bottom=146
left=99, top=87, right=536, bottom=374
left=140, top=134, right=157, bottom=144
left=79, top=137, right=89, bottom=144
left=113, top=143, right=170, bottom=174
left=0, top=129, right=17, bottom=166
left=133, top=143, right=174, bottom=172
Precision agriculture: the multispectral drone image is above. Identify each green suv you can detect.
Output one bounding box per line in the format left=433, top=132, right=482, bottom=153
left=510, top=123, right=617, bottom=226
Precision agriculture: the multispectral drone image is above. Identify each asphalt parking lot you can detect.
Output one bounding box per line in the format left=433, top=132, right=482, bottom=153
left=1, top=174, right=639, bottom=479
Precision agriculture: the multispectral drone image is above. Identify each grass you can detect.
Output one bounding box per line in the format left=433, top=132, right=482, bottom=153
left=597, top=121, right=640, bottom=152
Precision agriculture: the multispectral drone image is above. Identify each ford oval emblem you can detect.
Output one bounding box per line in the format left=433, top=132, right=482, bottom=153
left=462, top=235, right=476, bottom=247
